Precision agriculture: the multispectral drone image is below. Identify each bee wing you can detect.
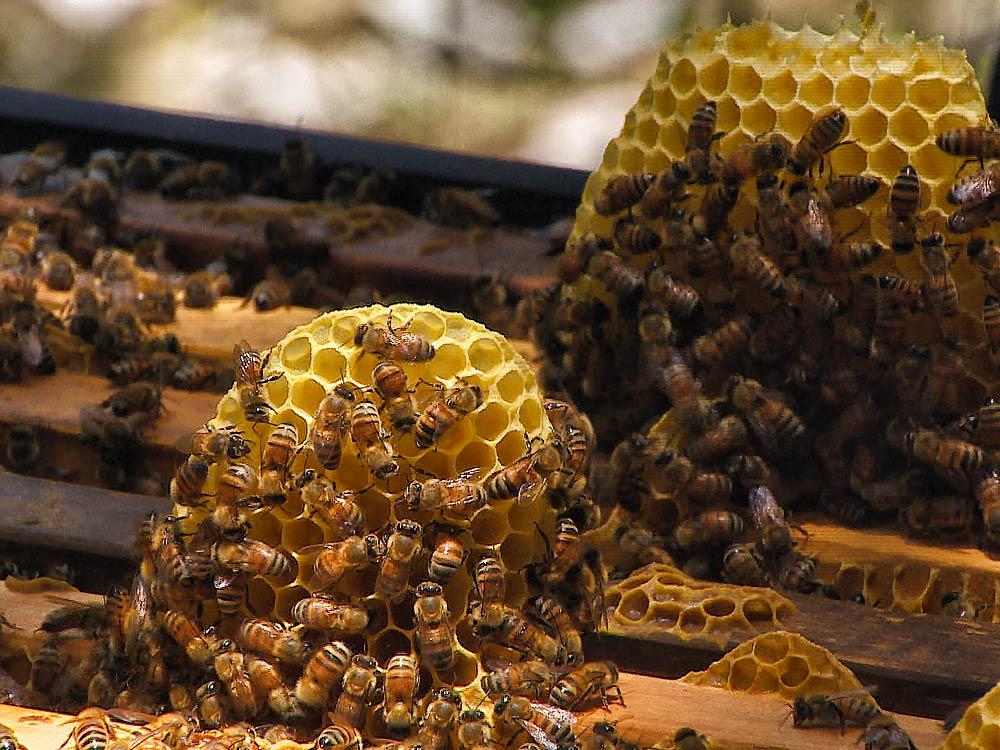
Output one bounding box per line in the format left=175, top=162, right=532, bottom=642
left=530, top=702, right=577, bottom=726
left=296, top=542, right=340, bottom=556
left=825, top=687, right=879, bottom=701
left=233, top=339, right=256, bottom=380
left=447, top=467, right=483, bottom=483
left=516, top=478, right=547, bottom=507
left=747, top=484, right=784, bottom=529
left=520, top=721, right=560, bottom=750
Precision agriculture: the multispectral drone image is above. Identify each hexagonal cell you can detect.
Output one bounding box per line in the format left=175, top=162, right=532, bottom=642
left=703, top=597, right=736, bottom=618
left=455, top=441, right=495, bottom=475
left=871, top=74, right=906, bottom=111
left=282, top=517, right=324, bottom=550
left=370, top=628, right=412, bottom=665
left=635, top=117, right=660, bottom=149
left=289, top=377, right=326, bottom=417
left=911, top=142, right=955, bottom=183
left=471, top=508, right=509, bottom=546
left=451, top=650, right=480, bottom=687
left=413, top=449, right=452, bottom=482
left=312, top=347, right=348, bottom=384
left=619, top=145, right=645, bottom=174
left=652, top=86, right=676, bottom=118
left=777, top=103, right=814, bottom=140
left=697, top=55, right=729, bottom=96
left=618, top=589, right=649, bottom=621
left=499, top=532, right=534, bottom=569
left=889, top=105, right=930, bottom=147
left=779, top=655, right=810, bottom=687
left=329, top=314, right=363, bottom=347
left=849, top=106, right=888, bottom=147
left=908, top=77, right=949, bottom=114
left=280, top=336, right=312, bottom=372
left=952, top=79, right=982, bottom=108
left=264, top=376, right=290, bottom=411
left=784, top=45, right=819, bottom=76
left=657, top=118, right=687, bottom=156
left=716, top=95, right=741, bottom=134
left=730, top=64, right=762, bottom=102
left=426, top=343, right=468, bottom=380
left=475, top=402, right=509, bottom=442
left=868, top=142, right=908, bottom=178
left=518, top=399, right=542, bottom=434
left=601, top=142, right=620, bottom=171
left=669, top=57, right=697, bottom=94
left=828, top=142, right=868, bottom=177
left=761, top=70, right=797, bottom=107
left=835, top=75, right=870, bottom=111
left=728, top=656, right=759, bottom=690
left=247, top=577, right=276, bottom=617
left=740, top=99, right=776, bottom=135
left=751, top=632, right=790, bottom=663
left=798, top=74, right=833, bottom=108
left=273, top=584, right=308, bottom=622
left=249, top=511, right=283, bottom=547
left=724, top=21, right=774, bottom=60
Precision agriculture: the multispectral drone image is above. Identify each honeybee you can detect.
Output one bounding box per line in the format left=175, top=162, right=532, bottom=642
left=549, top=661, right=622, bottom=710
left=900, top=495, right=973, bottom=537
left=182, top=270, right=220, bottom=309
left=557, top=234, right=608, bottom=284
left=695, top=183, right=739, bottom=234
left=159, top=610, right=215, bottom=667
left=375, top=520, right=423, bottom=603
left=246, top=276, right=291, bottom=312
left=947, top=161, right=1000, bottom=205
left=729, top=233, right=786, bottom=298
left=355, top=316, right=435, bottom=362
left=639, top=162, right=690, bottom=219
left=594, top=173, right=656, bottom=216
left=612, top=218, right=661, bottom=255
left=212, top=640, right=257, bottom=719
left=977, top=469, right=1000, bottom=546
left=529, top=594, right=583, bottom=665
left=314, top=723, right=363, bottom=750
left=189, top=424, right=251, bottom=462
left=684, top=415, right=747, bottom=464
left=729, top=376, right=806, bottom=459
left=651, top=453, right=731, bottom=504
left=259, top=422, right=299, bottom=504
left=476, top=606, right=562, bottom=663
left=424, top=187, right=499, bottom=228
left=645, top=265, right=701, bottom=318
left=985, top=296, right=1000, bottom=363
left=947, top=201, right=996, bottom=233
left=894, top=426, right=985, bottom=474
left=823, top=240, right=883, bottom=275
left=685, top=100, right=719, bottom=184
left=413, top=581, right=457, bottom=672
left=234, top=340, right=282, bottom=422
left=213, top=539, right=295, bottom=580
left=304, top=535, right=381, bottom=590
left=655, top=350, right=710, bottom=433
left=65, top=708, right=117, bottom=750
left=198, top=681, right=230, bottom=729
left=37, top=249, right=76, bottom=292
left=404, top=469, right=488, bottom=520
left=383, top=653, right=420, bottom=738
left=788, top=107, right=848, bottom=175
left=775, top=550, right=819, bottom=593
left=298, top=470, right=366, bottom=540
left=486, top=438, right=566, bottom=506
left=244, top=654, right=303, bottom=722
left=857, top=715, right=917, bottom=750
left=237, top=618, right=305, bottom=664
left=493, top=695, right=576, bottom=750
left=754, top=174, right=797, bottom=263
left=968, top=237, right=1000, bottom=292
left=936, top=126, right=1000, bottom=165
left=291, top=598, right=369, bottom=633
left=169, top=456, right=209, bottom=508
left=722, top=543, right=766, bottom=586
left=720, top=136, right=789, bottom=185
left=4, top=424, right=39, bottom=472
left=941, top=591, right=987, bottom=620
left=213, top=571, right=247, bottom=617
left=413, top=381, right=485, bottom=451
left=350, top=399, right=399, bottom=479
left=482, top=659, right=554, bottom=700
left=370, top=361, right=417, bottom=433
left=672, top=727, right=709, bottom=750
left=887, top=166, right=920, bottom=254
left=457, top=708, right=495, bottom=750
left=308, top=385, right=355, bottom=471
left=672, top=510, right=745, bottom=553
left=692, top=315, right=752, bottom=369
left=586, top=250, right=644, bottom=299
left=789, top=689, right=882, bottom=733
left=825, top=174, right=881, bottom=208
left=212, top=462, right=258, bottom=539
left=748, top=484, right=793, bottom=556
left=11, top=304, right=55, bottom=375
left=418, top=689, right=462, bottom=750
left=468, top=553, right=507, bottom=630
left=428, top=530, right=467, bottom=584
left=31, top=635, right=61, bottom=694
left=295, top=640, right=353, bottom=710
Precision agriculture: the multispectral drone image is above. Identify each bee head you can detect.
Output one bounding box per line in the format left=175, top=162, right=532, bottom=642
left=353, top=324, right=369, bottom=347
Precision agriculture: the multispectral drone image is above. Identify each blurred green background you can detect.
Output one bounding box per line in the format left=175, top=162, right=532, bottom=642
left=1, top=0, right=997, bottom=169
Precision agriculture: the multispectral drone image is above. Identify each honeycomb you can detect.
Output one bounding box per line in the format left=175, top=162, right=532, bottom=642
left=680, top=631, right=866, bottom=700
left=604, top=563, right=795, bottom=645
left=173, top=303, right=556, bottom=705
left=942, top=681, right=1000, bottom=750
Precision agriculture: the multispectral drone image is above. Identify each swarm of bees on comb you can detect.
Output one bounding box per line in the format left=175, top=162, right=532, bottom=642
left=519, top=12, right=1000, bottom=623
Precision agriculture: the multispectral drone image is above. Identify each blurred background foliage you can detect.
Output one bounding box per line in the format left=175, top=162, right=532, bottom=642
left=0, top=0, right=997, bottom=170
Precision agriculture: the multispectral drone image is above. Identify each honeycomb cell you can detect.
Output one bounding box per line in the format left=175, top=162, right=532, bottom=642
left=890, top=105, right=930, bottom=146
left=282, top=517, right=323, bottom=550
left=467, top=337, right=503, bottom=373
left=912, top=142, right=954, bottom=182
left=716, top=95, right=741, bottom=133
left=620, top=145, right=645, bottom=174
left=741, top=100, right=777, bottom=134
left=909, top=77, right=949, bottom=113
left=248, top=577, right=276, bottom=617
left=657, top=118, right=687, bottom=156
left=455, top=441, right=495, bottom=475
left=280, top=336, right=312, bottom=372
left=697, top=56, right=729, bottom=96
left=496, top=369, right=524, bottom=403
left=780, top=656, right=810, bottom=687
left=936, top=111, right=977, bottom=134
left=601, top=142, right=620, bottom=171
left=777, top=103, right=813, bottom=139
left=828, top=141, right=867, bottom=176
left=835, top=75, right=870, bottom=111
left=274, top=585, right=309, bottom=621
left=329, top=314, right=362, bottom=347
left=762, top=70, right=797, bottom=106
left=850, top=106, right=888, bottom=146
left=725, top=21, right=774, bottom=60
left=636, top=117, right=660, bottom=149
left=249, top=511, right=283, bottom=548
left=751, top=633, right=788, bottom=664
left=620, top=589, right=649, bottom=621
left=871, top=74, right=905, bottom=111
left=452, top=650, right=480, bottom=688
left=868, top=141, right=907, bottom=177
left=952, top=79, right=982, bottom=108
left=798, top=74, right=833, bottom=108
left=499, top=532, right=534, bottom=569
left=475, top=402, right=509, bottom=441
left=669, top=58, right=697, bottom=93
left=677, top=606, right=706, bottom=633
left=729, top=657, right=758, bottom=690
left=653, top=86, right=676, bottom=118
left=312, top=347, right=348, bottom=383
left=290, top=377, right=326, bottom=416
left=519, top=399, right=542, bottom=433
left=370, top=628, right=412, bottom=664
left=703, top=598, right=736, bottom=618
left=730, top=65, right=762, bottom=102
left=471, top=508, right=509, bottom=546
left=264, top=377, right=289, bottom=411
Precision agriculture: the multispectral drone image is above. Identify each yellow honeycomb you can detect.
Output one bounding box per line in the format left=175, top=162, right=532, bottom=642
left=942, top=681, right=1000, bottom=750
left=174, top=303, right=555, bottom=705
left=604, top=563, right=795, bottom=645
left=680, top=631, right=865, bottom=699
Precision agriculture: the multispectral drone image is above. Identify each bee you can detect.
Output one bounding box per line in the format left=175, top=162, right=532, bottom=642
left=754, top=174, right=796, bottom=262
left=237, top=618, right=305, bottom=664
left=549, top=661, right=622, bottom=710
left=428, top=530, right=467, bottom=584
left=330, top=654, right=379, bottom=728
left=900, top=494, right=973, bottom=537
left=968, top=237, right=1000, bottom=292
left=494, top=695, right=576, bottom=750
left=259, top=422, right=299, bottom=504
left=4, top=424, right=39, bottom=472
left=529, top=595, right=583, bottom=666
left=189, top=424, right=251, bottom=462
left=169, top=456, right=209, bottom=508
left=947, top=161, right=1000, bottom=205
left=694, top=183, right=740, bottom=234
left=587, top=250, right=644, bottom=299
left=692, top=315, right=752, bottom=369
left=296, top=639, right=353, bottom=710
left=985, top=296, right=1000, bottom=363
left=684, top=415, right=747, bottom=464
left=415, top=381, right=484, bottom=449
left=182, top=270, right=220, bottom=309
left=314, top=724, right=363, bottom=750
left=977, top=469, right=1000, bottom=546
left=469, top=553, right=507, bottom=630
left=672, top=727, right=709, bottom=750
left=38, top=249, right=76, bottom=291
left=213, top=640, right=257, bottom=719
left=722, top=543, right=766, bottom=586
left=350, top=399, right=399, bottom=479
left=615, top=524, right=674, bottom=571
left=303, top=535, right=381, bottom=590
left=148, top=513, right=207, bottom=586
left=159, top=609, right=215, bottom=667
left=372, top=361, right=417, bottom=433
left=486, top=438, right=566, bottom=506
left=291, top=598, right=369, bottom=633
left=11, top=304, right=55, bottom=375
left=720, top=136, right=789, bottom=185
left=0, top=218, right=38, bottom=268
left=645, top=266, right=701, bottom=318
left=424, top=187, right=499, bottom=228
left=171, top=358, right=224, bottom=391
left=375, top=520, right=423, bottom=603
left=652, top=453, right=731, bottom=504
left=639, top=162, right=691, bottom=219
left=947, top=201, right=996, bottom=233
left=823, top=240, right=883, bottom=275
left=244, top=654, right=303, bottom=722
left=482, top=660, right=554, bottom=700
left=857, top=714, right=917, bottom=750
left=776, top=550, right=819, bottom=593
left=941, top=591, right=986, bottom=620
left=478, top=606, right=563, bottom=663
left=309, top=384, right=355, bottom=471
left=685, top=100, right=719, bottom=183
left=673, top=510, right=745, bottom=553
left=747, top=484, right=793, bottom=556
left=457, top=708, right=494, bottom=750
left=729, top=233, right=786, bottom=298
left=789, top=107, right=848, bottom=175
left=247, top=276, right=291, bottom=312
left=825, top=174, right=881, bottom=208
left=557, top=234, right=608, bottom=284
left=298, top=470, right=367, bottom=539
left=213, top=571, right=247, bottom=617
left=876, top=274, right=924, bottom=310
left=65, top=708, right=117, bottom=750
left=383, top=653, right=420, bottom=738
left=936, top=126, right=1000, bottom=165
left=414, top=581, right=457, bottom=672
left=404, top=469, right=488, bottom=519
left=655, top=350, right=709, bottom=432
left=31, top=635, right=61, bottom=694
left=896, top=427, right=985, bottom=474
left=214, top=538, right=295, bottom=580
left=355, top=316, right=435, bottom=362
left=887, top=166, right=920, bottom=254
left=729, top=376, right=806, bottom=459
left=612, top=218, right=661, bottom=255
left=594, top=173, right=656, bottom=215
left=212, top=462, right=258, bottom=539
left=234, top=340, right=282, bottom=422
left=790, top=691, right=883, bottom=734
left=419, top=689, right=462, bottom=750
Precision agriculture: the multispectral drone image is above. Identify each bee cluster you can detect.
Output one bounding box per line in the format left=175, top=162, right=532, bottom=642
left=523, top=97, right=1000, bottom=612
